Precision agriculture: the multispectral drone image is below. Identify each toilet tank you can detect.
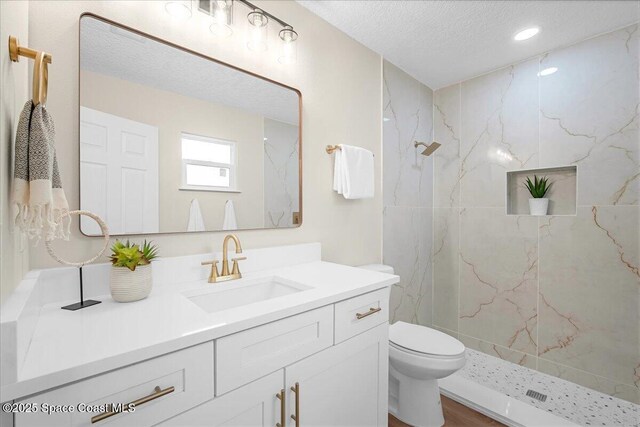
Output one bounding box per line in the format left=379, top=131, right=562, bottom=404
left=358, top=264, right=394, bottom=274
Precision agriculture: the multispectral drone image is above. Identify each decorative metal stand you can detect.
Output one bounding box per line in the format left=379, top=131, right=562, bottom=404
left=61, top=267, right=101, bottom=311
left=45, top=210, right=110, bottom=311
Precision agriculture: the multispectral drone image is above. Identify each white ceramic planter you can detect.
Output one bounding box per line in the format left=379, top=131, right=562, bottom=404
left=529, top=198, right=549, bottom=216
left=110, top=264, right=152, bottom=302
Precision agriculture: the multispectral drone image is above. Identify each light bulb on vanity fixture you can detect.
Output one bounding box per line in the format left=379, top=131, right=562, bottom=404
left=210, top=0, right=233, bottom=37
left=165, top=0, right=193, bottom=20
left=278, top=25, right=298, bottom=64
left=247, top=9, right=268, bottom=52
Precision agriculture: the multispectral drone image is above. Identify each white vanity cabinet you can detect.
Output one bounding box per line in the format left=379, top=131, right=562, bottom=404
left=12, top=288, right=390, bottom=427
left=285, top=323, right=388, bottom=427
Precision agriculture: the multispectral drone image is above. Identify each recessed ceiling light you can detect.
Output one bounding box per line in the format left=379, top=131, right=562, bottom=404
left=538, top=67, right=558, bottom=77
left=383, top=117, right=391, bottom=122
left=514, top=27, right=539, bottom=41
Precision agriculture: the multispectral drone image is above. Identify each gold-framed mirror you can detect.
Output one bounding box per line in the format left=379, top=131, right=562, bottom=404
left=79, top=14, right=301, bottom=236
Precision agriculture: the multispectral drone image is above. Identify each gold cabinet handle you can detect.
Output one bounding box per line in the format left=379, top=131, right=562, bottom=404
left=276, top=388, right=286, bottom=427
left=290, top=382, right=300, bottom=427
left=91, top=385, right=174, bottom=424
left=355, top=307, right=382, bottom=320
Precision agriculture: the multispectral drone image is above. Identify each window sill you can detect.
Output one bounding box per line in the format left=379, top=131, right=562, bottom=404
left=179, top=186, right=241, bottom=193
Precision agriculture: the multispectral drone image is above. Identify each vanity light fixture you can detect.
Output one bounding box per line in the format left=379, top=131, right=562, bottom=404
left=165, top=0, right=193, bottom=21
left=210, top=0, right=233, bottom=38
left=514, top=27, right=539, bottom=41
left=247, top=9, right=269, bottom=52
left=278, top=25, right=298, bottom=64
left=165, top=0, right=299, bottom=64
left=538, top=66, right=558, bottom=76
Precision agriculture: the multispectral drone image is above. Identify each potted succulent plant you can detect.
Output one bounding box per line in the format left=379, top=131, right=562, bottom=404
left=525, top=175, right=552, bottom=216
left=109, top=240, right=159, bottom=302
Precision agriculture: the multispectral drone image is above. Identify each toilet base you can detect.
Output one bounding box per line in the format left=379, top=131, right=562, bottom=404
left=389, top=365, right=445, bottom=427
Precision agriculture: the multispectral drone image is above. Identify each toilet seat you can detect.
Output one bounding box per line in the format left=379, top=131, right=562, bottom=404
left=390, top=322, right=465, bottom=357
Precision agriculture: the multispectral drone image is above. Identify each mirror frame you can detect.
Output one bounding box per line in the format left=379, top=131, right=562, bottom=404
left=78, top=13, right=303, bottom=236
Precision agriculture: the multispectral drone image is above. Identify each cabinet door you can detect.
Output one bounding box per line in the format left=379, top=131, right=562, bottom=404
left=158, top=370, right=283, bottom=427
left=285, top=323, right=388, bottom=427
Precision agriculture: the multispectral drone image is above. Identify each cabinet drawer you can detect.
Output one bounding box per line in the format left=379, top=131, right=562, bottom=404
left=216, top=306, right=333, bottom=395
left=334, top=288, right=389, bottom=344
left=16, top=342, right=214, bottom=427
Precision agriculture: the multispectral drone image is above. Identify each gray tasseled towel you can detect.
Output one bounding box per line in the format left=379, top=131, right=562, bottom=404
left=13, top=101, right=69, bottom=242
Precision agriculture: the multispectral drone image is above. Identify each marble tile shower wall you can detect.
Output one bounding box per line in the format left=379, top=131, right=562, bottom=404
left=432, top=25, right=639, bottom=404
left=383, top=61, right=434, bottom=326
left=263, top=118, right=300, bottom=228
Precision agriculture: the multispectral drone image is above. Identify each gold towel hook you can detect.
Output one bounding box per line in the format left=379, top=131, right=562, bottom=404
left=32, top=51, right=48, bottom=106
left=8, top=36, right=52, bottom=64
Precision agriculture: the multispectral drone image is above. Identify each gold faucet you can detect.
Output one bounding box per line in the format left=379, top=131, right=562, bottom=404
left=201, top=234, right=247, bottom=283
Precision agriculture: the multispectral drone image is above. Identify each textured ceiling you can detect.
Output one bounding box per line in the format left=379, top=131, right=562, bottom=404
left=80, top=17, right=299, bottom=125
left=298, top=0, right=639, bottom=89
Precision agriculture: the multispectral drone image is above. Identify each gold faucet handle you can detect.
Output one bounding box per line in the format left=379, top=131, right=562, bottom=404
left=231, top=256, right=247, bottom=275
left=201, top=260, right=220, bottom=282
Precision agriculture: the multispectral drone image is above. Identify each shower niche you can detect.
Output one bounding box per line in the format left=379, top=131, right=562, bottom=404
left=506, top=166, right=577, bottom=216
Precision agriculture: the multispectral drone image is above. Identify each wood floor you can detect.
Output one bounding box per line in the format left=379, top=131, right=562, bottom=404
left=388, top=395, right=506, bottom=427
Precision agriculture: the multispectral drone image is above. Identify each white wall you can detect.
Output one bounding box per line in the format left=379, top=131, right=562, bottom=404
left=27, top=0, right=383, bottom=269
left=0, top=1, right=30, bottom=304
left=81, top=71, right=265, bottom=231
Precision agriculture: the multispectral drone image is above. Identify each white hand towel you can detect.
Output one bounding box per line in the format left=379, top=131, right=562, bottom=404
left=223, top=200, right=237, bottom=230
left=333, top=145, right=374, bottom=199
left=332, top=149, right=343, bottom=194
left=187, top=199, right=205, bottom=232
left=12, top=101, right=70, bottom=242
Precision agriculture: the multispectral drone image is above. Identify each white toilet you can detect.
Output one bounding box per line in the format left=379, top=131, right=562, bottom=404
left=389, top=321, right=466, bottom=427
left=359, top=265, right=467, bottom=427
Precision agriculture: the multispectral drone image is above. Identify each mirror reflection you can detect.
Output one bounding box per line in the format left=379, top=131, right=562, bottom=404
left=79, top=16, right=301, bottom=236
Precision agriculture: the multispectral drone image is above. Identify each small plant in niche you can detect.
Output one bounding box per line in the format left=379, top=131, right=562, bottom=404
left=524, top=175, right=551, bottom=198
left=109, top=240, right=159, bottom=303
left=524, top=175, right=552, bottom=216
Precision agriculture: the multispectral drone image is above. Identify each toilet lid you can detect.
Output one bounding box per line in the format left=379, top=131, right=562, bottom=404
left=390, top=322, right=465, bottom=356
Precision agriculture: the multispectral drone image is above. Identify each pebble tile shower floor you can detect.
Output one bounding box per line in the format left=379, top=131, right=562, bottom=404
left=454, top=349, right=639, bottom=426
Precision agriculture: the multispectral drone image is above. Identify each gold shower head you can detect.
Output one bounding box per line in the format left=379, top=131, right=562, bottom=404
left=414, top=141, right=441, bottom=156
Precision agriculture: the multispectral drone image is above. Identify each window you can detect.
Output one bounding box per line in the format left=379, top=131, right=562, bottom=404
left=181, top=133, right=237, bottom=191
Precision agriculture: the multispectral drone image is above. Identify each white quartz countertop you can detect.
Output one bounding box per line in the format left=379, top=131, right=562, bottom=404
left=1, top=260, right=397, bottom=402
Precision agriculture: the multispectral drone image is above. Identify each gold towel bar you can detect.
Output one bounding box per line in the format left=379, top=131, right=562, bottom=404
left=326, top=144, right=375, bottom=156
left=326, top=144, right=341, bottom=154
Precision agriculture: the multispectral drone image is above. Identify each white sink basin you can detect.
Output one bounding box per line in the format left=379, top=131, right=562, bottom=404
left=185, top=277, right=311, bottom=313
